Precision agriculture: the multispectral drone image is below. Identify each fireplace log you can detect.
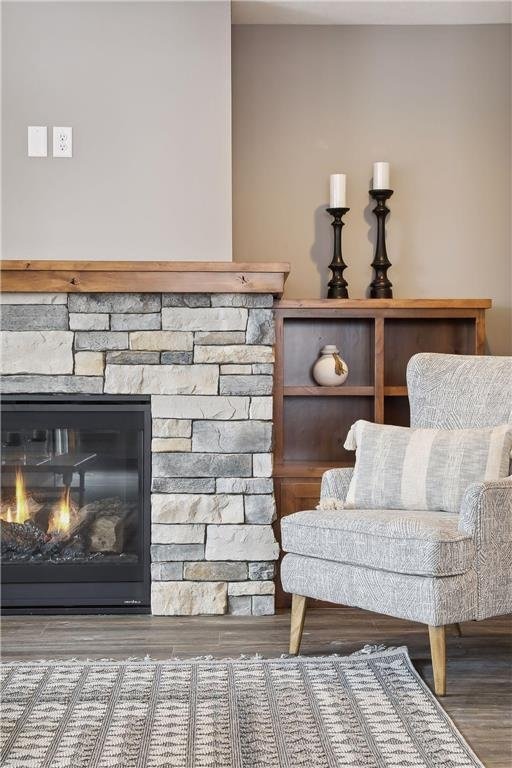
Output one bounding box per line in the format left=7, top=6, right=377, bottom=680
left=80, top=496, right=133, bottom=518
left=88, top=514, right=124, bottom=553
left=0, top=495, right=43, bottom=520
left=41, top=506, right=96, bottom=556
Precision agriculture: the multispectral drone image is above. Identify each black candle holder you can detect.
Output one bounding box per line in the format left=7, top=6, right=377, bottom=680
left=326, top=207, right=350, bottom=299
left=369, top=189, right=393, bottom=299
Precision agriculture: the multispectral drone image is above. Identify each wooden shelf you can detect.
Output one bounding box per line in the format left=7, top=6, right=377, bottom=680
left=275, top=298, right=492, bottom=309
left=384, top=386, right=408, bottom=397
left=283, top=386, right=374, bottom=397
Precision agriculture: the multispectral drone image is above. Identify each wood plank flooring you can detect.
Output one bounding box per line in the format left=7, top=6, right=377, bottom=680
left=2, top=607, right=511, bottom=767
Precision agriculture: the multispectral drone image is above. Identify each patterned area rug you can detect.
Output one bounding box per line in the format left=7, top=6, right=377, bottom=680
left=1, top=647, right=483, bottom=767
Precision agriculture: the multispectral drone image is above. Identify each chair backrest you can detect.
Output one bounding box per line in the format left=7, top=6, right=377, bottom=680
left=407, top=353, right=512, bottom=429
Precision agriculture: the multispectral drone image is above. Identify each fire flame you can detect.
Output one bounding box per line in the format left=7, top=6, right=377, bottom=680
left=2, top=467, right=31, bottom=525
left=1, top=469, right=73, bottom=535
left=49, top=487, right=72, bottom=535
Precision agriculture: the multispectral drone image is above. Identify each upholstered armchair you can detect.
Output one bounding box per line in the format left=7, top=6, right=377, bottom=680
left=281, top=353, right=512, bottom=695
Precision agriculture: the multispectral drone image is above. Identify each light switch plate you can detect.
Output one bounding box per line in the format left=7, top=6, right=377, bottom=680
left=53, top=126, right=72, bottom=158
left=28, top=126, right=47, bottom=157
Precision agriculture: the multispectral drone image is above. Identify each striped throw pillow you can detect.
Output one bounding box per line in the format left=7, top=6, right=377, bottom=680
left=344, top=420, right=512, bottom=513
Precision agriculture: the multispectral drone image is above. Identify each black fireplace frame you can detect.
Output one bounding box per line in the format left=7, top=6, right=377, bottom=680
left=1, top=394, right=152, bottom=614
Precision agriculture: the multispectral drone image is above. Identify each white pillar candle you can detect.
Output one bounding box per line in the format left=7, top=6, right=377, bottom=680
left=330, top=174, right=346, bottom=208
left=372, top=162, right=390, bottom=190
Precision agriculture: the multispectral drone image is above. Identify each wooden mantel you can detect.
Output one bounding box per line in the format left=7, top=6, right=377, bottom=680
left=0, top=260, right=290, bottom=295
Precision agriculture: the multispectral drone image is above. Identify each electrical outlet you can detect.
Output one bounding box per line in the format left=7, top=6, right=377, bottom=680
left=53, top=127, right=72, bottom=158
left=28, top=126, right=47, bottom=157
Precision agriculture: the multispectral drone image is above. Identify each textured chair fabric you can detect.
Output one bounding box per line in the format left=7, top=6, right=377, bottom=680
left=281, top=554, right=477, bottom=625
left=281, top=353, right=512, bottom=625
left=281, top=508, right=474, bottom=577
left=459, top=478, right=512, bottom=619
left=320, top=467, right=353, bottom=503
left=408, top=353, right=512, bottom=429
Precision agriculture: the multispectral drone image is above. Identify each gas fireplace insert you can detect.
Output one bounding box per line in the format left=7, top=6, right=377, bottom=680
left=1, top=395, right=151, bottom=613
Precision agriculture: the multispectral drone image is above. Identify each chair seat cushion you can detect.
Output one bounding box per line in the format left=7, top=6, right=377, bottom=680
left=281, top=509, right=475, bottom=576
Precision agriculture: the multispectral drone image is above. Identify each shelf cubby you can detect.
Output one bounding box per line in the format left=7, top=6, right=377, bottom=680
left=283, top=317, right=374, bottom=387
left=384, top=396, right=410, bottom=427
left=283, top=395, right=373, bottom=464
left=384, top=318, right=476, bottom=387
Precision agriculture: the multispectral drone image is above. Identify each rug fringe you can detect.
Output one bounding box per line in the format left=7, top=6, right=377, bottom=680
left=350, top=643, right=397, bottom=656
left=2, top=646, right=406, bottom=665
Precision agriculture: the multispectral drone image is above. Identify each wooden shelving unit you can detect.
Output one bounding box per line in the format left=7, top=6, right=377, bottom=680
left=283, top=386, right=375, bottom=397
left=273, top=298, right=491, bottom=607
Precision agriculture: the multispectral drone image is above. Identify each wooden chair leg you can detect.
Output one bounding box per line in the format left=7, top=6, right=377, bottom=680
left=289, top=594, right=307, bottom=655
left=428, top=625, right=446, bottom=696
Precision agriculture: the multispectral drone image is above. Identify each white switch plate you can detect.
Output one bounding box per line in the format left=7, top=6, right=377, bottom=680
left=28, top=126, right=47, bottom=157
left=53, top=126, right=72, bottom=158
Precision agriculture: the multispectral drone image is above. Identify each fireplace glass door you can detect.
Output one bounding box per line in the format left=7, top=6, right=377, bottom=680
left=1, top=396, right=150, bottom=611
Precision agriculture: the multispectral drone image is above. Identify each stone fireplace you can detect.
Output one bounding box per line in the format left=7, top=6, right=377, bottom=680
left=0, top=261, right=288, bottom=616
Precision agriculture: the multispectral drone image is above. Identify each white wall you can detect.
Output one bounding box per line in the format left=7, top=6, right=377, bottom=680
left=2, top=1, right=232, bottom=261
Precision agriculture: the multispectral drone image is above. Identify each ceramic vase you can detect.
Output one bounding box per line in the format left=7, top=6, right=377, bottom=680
left=312, top=345, right=349, bottom=386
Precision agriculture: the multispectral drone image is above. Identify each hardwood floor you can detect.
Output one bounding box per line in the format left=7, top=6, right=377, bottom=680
left=2, top=606, right=511, bottom=767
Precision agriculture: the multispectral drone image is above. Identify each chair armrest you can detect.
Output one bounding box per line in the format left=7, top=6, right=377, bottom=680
left=320, top=467, right=354, bottom=503
left=458, top=478, right=512, bottom=543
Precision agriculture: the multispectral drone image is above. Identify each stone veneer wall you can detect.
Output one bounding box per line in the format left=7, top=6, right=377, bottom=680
left=0, top=291, right=279, bottom=616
